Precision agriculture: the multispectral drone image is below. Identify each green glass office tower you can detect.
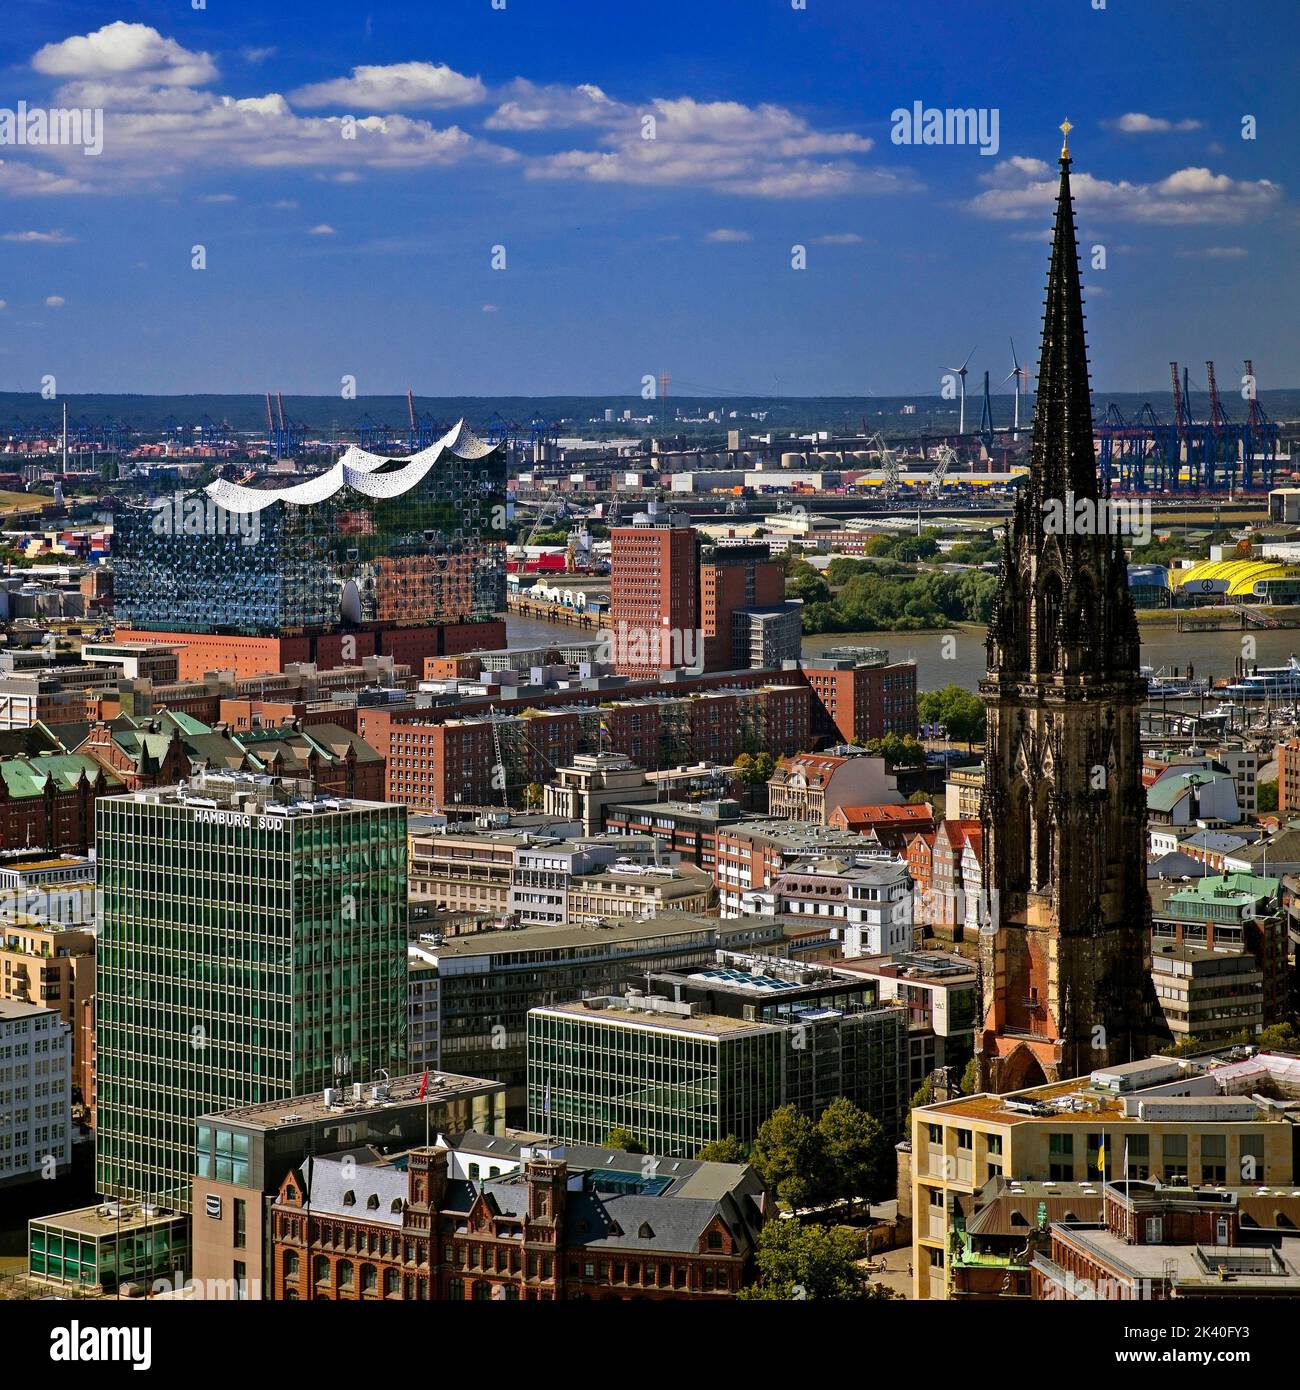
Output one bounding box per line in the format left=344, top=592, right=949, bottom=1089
left=95, top=773, right=408, bottom=1211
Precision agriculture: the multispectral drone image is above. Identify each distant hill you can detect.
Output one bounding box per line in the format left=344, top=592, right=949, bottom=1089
left=1, top=390, right=1296, bottom=438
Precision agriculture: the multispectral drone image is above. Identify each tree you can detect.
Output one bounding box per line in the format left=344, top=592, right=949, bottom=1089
left=817, top=1098, right=891, bottom=1212
left=750, top=1105, right=832, bottom=1211
left=1259, top=779, right=1279, bottom=813
left=604, top=1126, right=645, bottom=1154
left=523, top=782, right=544, bottom=810
left=698, top=1135, right=750, bottom=1164
left=735, top=751, right=776, bottom=788
left=918, top=685, right=986, bottom=747
left=1256, top=1020, right=1299, bottom=1051
left=960, top=1057, right=981, bottom=1095
left=738, top=1221, right=896, bottom=1301
left=908, top=1074, right=936, bottom=1118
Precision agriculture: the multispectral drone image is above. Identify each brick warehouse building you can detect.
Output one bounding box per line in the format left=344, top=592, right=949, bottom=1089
left=0, top=754, right=123, bottom=852
left=271, top=1134, right=767, bottom=1301
left=361, top=681, right=809, bottom=810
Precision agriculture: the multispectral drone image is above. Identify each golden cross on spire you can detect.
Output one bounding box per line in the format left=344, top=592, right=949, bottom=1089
left=1060, top=118, right=1073, bottom=159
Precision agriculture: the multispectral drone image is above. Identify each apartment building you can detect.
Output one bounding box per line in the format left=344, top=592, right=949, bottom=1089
left=0, top=999, right=72, bottom=1187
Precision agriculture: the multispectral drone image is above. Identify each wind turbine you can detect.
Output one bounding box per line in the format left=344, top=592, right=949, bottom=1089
left=947, top=346, right=976, bottom=435
left=1002, top=338, right=1027, bottom=441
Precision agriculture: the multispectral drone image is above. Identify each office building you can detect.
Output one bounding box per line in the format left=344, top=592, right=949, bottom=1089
left=799, top=650, right=919, bottom=745
left=431, top=914, right=788, bottom=1114
left=192, top=1070, right=506, bottom=1299
left=911, top=1052, right=1300, bottom=1300
left=833, top=950, right=979, bottom=1090
left=95, top=771, right=409, bottom=1211
left=0, top=918, right=95, bottom=1121
left=608, top=505, right=700, bottom=678
left=1032, top=1180, right=1300, bottom=1300
left=529, top=973, right=907, bottom=1155
left=0, top=998, right=72, bottom=1187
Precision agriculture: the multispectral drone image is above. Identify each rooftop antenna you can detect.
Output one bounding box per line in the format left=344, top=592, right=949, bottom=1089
left=61, top=402, right=68, bottom=476
left=946, top=347, right=976, bottom=436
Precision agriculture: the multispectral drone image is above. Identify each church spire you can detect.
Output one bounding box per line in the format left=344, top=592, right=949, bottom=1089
left=1028, top=123, right=1098, bottom=506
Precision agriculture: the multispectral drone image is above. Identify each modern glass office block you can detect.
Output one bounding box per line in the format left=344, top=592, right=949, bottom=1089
left=95, top=774, right=408, bottom=1211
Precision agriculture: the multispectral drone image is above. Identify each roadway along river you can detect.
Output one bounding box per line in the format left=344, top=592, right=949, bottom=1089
left=508, top=614, right=1299, bottom=693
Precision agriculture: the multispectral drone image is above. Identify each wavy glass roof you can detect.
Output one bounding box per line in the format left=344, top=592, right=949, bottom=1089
left=205, top=419, right=495, bottom=514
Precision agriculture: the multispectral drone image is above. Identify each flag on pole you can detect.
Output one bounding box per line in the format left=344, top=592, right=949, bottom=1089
left=418, top=1070, right=428, bottom=1100
left=543, top=1079, right=551, bottom=1121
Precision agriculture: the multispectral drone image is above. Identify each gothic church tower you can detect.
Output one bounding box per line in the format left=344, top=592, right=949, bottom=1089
left=978, top=126, right=1167, bottom=1091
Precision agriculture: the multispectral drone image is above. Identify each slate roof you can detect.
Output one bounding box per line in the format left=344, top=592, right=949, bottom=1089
left=301, top=1151, right=408, bottom=1225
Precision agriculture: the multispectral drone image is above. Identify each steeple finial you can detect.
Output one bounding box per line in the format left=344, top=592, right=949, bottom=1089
left=1059, top=118, right=1072, bottom=161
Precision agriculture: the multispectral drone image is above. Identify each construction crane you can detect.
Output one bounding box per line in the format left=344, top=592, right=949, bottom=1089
left=512, top=495, right=573, bottom=571
left=865, top=431, right=901, bottom=500
left=927, top=444, right=958, bottom=498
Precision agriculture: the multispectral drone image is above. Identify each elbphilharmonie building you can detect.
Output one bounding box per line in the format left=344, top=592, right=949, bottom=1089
left=114, top=421, right=507, bottom=636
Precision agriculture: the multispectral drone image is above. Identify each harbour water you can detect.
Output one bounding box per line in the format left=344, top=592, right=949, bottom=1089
left=506, top=614, right=1299, bottom=693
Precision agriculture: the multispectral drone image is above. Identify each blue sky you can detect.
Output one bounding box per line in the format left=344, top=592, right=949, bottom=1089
left=0, top=0, right=1297, bottom=398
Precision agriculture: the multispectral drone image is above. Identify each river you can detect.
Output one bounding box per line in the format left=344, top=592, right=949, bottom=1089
left=506, top=614, right=1297, bottom=692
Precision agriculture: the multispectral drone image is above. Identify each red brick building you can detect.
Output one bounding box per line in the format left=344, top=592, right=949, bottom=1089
left=700, top=545, right=785, bottom=671
left=118, top=619, right=505, bottom=681
left=369, top=683, right=809, bottom=811
left=906, top=832, right=936, bottom=922
left=608, top=509, right=700, bottom=678
left=0, top=754, right=122, bottom=852
left=271, top=1137, right=767, bottom=1302
left=800, top=655, right=918, bottom=745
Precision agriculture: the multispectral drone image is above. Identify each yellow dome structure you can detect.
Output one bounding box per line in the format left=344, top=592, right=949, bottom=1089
left=1169, top=559, right=1300, bottom=598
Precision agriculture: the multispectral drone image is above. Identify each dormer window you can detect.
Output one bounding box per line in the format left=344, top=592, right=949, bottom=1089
left=367, top=1194, right=380, bottom=1210
left=343, top=1190, right=356, bottom=1206
left=638, top=1222, right=654, bottom=1240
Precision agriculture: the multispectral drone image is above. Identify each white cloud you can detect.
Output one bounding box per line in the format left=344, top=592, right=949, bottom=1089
left=812, top=232, right=864, bottom=245
left=2, top=229, right=76, bottom=243
left=482, top=303, right=498, bottom=313
left=33, top=22, right=215, bottom=87
left=968, top=157, right=1281, bottom=224
left=1109, top=113, right=1202, bottom=134
left=308, top=223, right=336, bottom=235
left=241, top=47, right=276, bottom=65
left=1176, top=244, right=1248, bottom=259
left=292, top=62, right=486, bottom=110
left=704, top=227, right=751, bottom=242
left=45, top=295, right=66, bottom=306
left=509, top=88, right=899, bottom=199
left=485, top=81, right=618, bottom=131
left=198, top=193, right=237, bottom=204
left=0, top=160, right=92, bottom=196
left=7, top=31, right=903, bottom=201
